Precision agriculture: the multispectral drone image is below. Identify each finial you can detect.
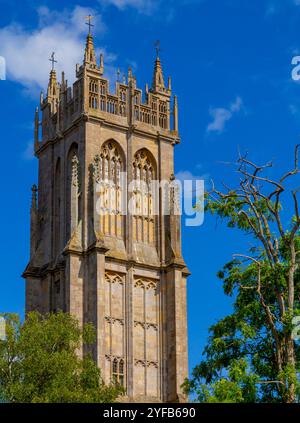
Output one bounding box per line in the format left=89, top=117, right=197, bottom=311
left=154, top=40, right=161, bottom=59
left=122, top=74, right=126, bottom=84
left=117, top=68, right=121, bottom=82
left=84, top=25, right=97, bottom=66
left=151, top=43, right=166, bottom=93
left=49, top=52, right=57, bottom=71
left=100, top=53, right=104, bottom=74
left=34, top=107, right=40, bottom=150
left=85, top=14, right=94, bottom=35
left=40, top=91, right=44, bottom=106
left=173, top=95, right=178, bottom=133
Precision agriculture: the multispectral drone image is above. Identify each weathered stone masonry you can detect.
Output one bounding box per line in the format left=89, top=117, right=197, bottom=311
left=23, top=33, right=190, bottom=402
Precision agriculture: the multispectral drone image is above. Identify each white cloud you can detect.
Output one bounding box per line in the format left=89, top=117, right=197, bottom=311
left=101, top=0, right=159, bottom=14
left=175, top=170, right=209, bottom=199
left=0, top=55, right=5, bottom=80
left=22, top=140, right=34, bottom=160
left=175, top=170, right=207, bottom=226
left=0, top=6, right=115, bottom=95
left=176, top=170, right=208, bottom=182
left=206, top=96, right=243, bottom=135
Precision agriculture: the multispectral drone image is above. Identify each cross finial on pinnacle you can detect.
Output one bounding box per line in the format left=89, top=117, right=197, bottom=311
left=85, top=14, right=94, bottom=35
left=154, top=40, right=161, bottom=58
left=49, top=52, right=57, bottom=71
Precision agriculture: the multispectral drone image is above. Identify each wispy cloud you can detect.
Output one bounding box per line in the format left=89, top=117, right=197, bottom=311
left=100, top=0, right=201, bottom=17
left=101, top=0, right=159, bottom=14
left=22, top=140, right=34, bottom=160
left=0, top=6, right=115, bottom=94
left=176, top=169, right=209, bottom=199
left=206, top=96, right=243, bottom=135
left=176, top=170, right=209, bottom=183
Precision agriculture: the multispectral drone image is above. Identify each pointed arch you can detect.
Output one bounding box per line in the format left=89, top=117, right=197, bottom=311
left=111, top=357, right=125, bottom=387
left=133, top=148, right=157, bottom=244
left=93, top=140, right=125, bottom=238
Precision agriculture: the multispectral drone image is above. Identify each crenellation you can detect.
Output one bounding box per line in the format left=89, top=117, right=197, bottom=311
left=34, top=32, right=177, bottom=154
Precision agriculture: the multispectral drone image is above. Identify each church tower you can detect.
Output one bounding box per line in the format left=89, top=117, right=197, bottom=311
left=23, top=31, right=189, bottom=402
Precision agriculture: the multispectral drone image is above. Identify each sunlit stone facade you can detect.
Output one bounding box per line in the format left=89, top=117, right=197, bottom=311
left=23, top=33, right=189, bottom=402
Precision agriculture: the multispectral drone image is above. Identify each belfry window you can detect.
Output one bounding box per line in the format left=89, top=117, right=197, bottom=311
left=100, top=83, right=106, bottom=95
left=89, top=79, right=98, bottom=93
left=93, top=141, right=124, bottom=238
left=133, top=149, right=156, bottom=244
left=89, top=95, right=98, bottom=109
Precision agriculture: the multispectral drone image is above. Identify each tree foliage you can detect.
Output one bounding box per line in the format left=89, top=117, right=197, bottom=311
left=185, top=147, right=300, bottom=403
left=0, top=312, right=123, bottom=403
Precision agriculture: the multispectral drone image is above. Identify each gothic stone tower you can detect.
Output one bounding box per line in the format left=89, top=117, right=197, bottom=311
left=23, top=33, right=189, bottom=402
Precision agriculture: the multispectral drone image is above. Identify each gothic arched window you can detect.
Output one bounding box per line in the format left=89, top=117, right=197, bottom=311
left=112, top=358, right=125, bottom=386
left=89, top=79, right=98, bottom=93
left=89, top=79, right=99, bottom=110
left=93, top=141, right=124, bottom=238
left=133, top=149, right=156, bottom=244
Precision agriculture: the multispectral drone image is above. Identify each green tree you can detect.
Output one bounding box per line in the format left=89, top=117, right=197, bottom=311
left=0, top=312, right=123, bottom=403
left=185, top=147, right=300, bottom=403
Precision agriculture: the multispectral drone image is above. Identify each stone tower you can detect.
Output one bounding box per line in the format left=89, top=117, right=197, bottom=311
left=23, top=33, right=189, bottom=402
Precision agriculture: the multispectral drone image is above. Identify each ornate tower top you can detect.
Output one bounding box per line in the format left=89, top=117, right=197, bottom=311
left=35, top=24, right=179, bottom=153
left=84, top=33, right=97, bottom=66
left=79, top=16, right=103, bottom=74
left=45, top=52, right=60, bottom=114
left=151, top=41, right=171, bottom=96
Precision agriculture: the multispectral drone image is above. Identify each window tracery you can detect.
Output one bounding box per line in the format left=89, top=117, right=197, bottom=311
left=93, top=141, right=124, bottom=238
left=132, top=149, right=156, bottom=244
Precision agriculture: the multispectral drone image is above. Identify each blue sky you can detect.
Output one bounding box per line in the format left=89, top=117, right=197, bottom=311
left=1, top=0, right=300, bottom=375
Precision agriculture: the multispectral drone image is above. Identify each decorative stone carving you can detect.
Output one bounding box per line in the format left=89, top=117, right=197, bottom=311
left=105, top=316, right=124, bottom=326
left=134, top=359, right=158, bottom=368
left=134, top=278, right=157, bottom=292
left=105, top=272, right=125, bottom=285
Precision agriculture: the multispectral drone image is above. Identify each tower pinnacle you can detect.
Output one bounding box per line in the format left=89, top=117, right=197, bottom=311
left=151, top=41, right=170, bottom=95
left=47, top=52, right=58, bottom=91
left=84, top=15, right=97, bottom=66
left=46, top=52, right=59, bottom=112
left=84, top=33, right=97, bottom=66
left=152, top=56, right=165, bottom=93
